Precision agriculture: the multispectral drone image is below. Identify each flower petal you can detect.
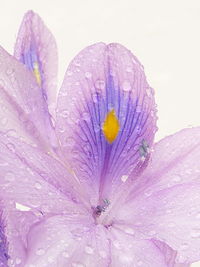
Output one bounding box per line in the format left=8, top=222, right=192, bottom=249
left=0, top=45, right=56, bottom=150
left=25, top=215, right=111, bottom=267
left=14, top=10, right=58, bottom=117
left=56, top=43, right=157, bottom=205
left=115, top=127, right=200, bottom=264
left=109, top=227, right=169, bottom=267
left=0, top=134, right=86, bottom=214
left=128, top=127, right=200, bottom=198
left=126, top=182, right=200, bottom=264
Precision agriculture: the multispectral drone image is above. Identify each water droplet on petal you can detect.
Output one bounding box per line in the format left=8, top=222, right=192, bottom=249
left=82, top=112, right=90, bottom=122
left=62, top=251, right=69, bottom=258
left=85, top=72, right=92, bottom=79
left=34, top=182, right=42, bottom=190
left=36, top=248, right=45, bottom=256
left=122, top=80, right=131, bottom=92
left=172, top=175, right=181, bottom=182
left=6, top=143, right=15, bottom=152
left=85, top=245, right=94, bottom=254
left=0, top=117, right=8, bottom=126
left=6, top=68, right=14, bottom=75
left=121, top=175, right=128, bottom=182
left=15, top=258, right=21, bottom=265
left=191, top=231, right=200, bottom=238
left=124, top=227, right=135, bottom=235
left=95, top=79, right=105, bottom=91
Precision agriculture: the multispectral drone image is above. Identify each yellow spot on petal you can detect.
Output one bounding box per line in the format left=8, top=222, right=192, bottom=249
left=102, top=109, right=120, bottom=144
left=33, top=62, right=41, bottom=85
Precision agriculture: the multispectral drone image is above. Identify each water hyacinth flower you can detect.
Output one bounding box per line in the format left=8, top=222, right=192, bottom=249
left=0, top=10, right=199, bottom=267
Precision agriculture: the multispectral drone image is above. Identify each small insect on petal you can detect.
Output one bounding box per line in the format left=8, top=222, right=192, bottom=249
left=102, top=109, right=120, bottom=144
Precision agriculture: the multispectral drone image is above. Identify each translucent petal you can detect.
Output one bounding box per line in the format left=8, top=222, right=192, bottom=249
left=0, top=46, right=56, bottom=150
left=56, top=43, right=157, bottom=205
left=14, top=10, right=58, bottom=117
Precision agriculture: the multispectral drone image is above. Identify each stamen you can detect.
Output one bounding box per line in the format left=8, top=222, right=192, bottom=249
left=93, top=199, right=110, bottom=217
left=139, top=139, right=149, bottom=159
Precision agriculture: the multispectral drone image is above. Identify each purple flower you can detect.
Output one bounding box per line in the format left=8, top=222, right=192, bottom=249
left=0, top=10, right=199, bottom=267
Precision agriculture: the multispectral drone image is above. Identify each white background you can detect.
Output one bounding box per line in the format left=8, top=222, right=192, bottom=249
left=0, top=0, right=200, bottom=266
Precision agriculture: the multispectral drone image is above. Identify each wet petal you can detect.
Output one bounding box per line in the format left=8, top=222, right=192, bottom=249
left=128, top=127, right=200, bottom=198
left=25, top=215, right=110, bottom=267
left=125, top=182, right=200, bottom=264
left=14, top=10, right=58, bottom=117
left=0, top=45, right=56, bottom=150
left=0, top=134, right=86, bottom=214
left=56, top=43, right=157, bottom=205
left=109, top=227, right=168, bottom=267
left=115, top=128, right=200, bottom=263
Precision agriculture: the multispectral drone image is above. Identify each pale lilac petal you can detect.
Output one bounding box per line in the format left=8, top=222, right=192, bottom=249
left=109, top=227, right=169, bottom=267
left=114, top=128, right=200, bottom=264
left=0, top=46, right=57, bottom=150
left=25, top=215, right=111, bottom=267
left=56, top=43, right=157, bottom=205
left=0, top=134, right=86, bottom=215
left=117, top=182, right=200, bottom=264
left=14, top=10, right=58, bottom=117
left=129, top=127, right=200, bottom=197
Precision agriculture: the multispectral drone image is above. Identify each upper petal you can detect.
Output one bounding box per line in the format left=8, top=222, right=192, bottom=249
left=0, top=46, right=56, bottom=151
left=56, top=43, right=157, bottom=205
left=14, top=10, right=58, bottom=117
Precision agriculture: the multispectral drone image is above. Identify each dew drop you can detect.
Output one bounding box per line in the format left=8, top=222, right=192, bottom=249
left=172, top=175, right=181, bottom=182
left=92, top=93, right=98, bottom=103
left=121, top=175, right=128, bottom=182
left=34, top=182, right=42, bottom=190
left=82, top=112, right=90, bottom=122
left=6, top=143, right=15, bottom=152
left=124, top=227, right=135, bottom=235
left=72, top=263, right=85, bottom=267
left=85, top=72, right=92, bottom=79
left=99, top=250, right=107, bottom=258
left=136, top=105, right=142, bottom=113
left=62, top=251, right=69, bottom=258
left=85, top=245, right=94, bottom=254
left=180, top=243, right=189, bottom=250
left=190, top=231, right=200, bottom=238
left=126, top=66, right=133, bottom=73
left=15, top=258, right=22, bottom=264
left=95, top=79, right=105, bottom=91
left=122, top=80, right=131, bottom=91
left=36, top=248, right=45, bottom=255
left=6, top=68, right=14, bottom=75
left=0, top=117, right=8, bottom=126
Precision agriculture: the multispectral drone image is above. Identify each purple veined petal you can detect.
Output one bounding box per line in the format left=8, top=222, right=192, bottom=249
left=0, top=201, right=36, bottom=267
left=56, top=43, right=157, bottom=206
left=0, top=45, right=57, bottom=151
left=0, top=133, right=88, bottom=215
left=25, top=215, right=110, bottom=267
left=14, top=10, right=58, bottom=118
left=0, top=204, right=9, bottom=267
